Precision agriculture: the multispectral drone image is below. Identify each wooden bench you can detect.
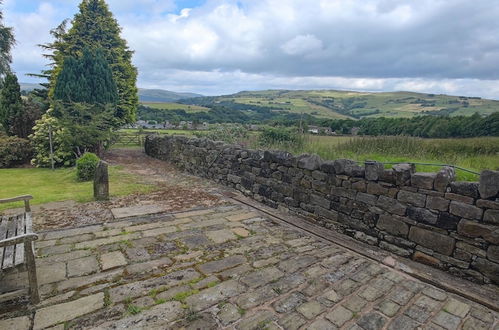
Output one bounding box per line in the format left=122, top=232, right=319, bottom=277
left=0, top=195, right=39, bottom=304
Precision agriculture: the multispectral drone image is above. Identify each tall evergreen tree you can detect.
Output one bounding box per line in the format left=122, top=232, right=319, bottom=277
left=43, top=0, right=137, bottom=125
left=0, top=73, right=23, bottom=135
left=0, top=0, right=14, bottom=77
left=54, top=47, right=118, bottom=105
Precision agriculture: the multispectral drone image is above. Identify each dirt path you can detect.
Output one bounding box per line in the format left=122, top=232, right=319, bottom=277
left=32, top=148, right=227, bottom=231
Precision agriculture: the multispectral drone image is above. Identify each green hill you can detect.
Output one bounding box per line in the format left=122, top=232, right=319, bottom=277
left=181, top=89, right=499, bottom=120
left=138, top=88, right=203, bottom=102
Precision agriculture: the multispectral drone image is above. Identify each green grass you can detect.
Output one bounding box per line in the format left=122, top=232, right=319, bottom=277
left=252, top=135, right=499, bottom=181
left=140, top=102, right=209, bottom=112
left=0, top=166, right=156, bottom=211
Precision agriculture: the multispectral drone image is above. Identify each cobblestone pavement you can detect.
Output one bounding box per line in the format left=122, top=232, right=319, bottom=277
left=0, top=203, right=498, bottom=329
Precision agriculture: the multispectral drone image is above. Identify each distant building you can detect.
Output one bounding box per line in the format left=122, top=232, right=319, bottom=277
left=307, top=126, right=333, bottom=135
left=351, top=127, right=361, bottom=135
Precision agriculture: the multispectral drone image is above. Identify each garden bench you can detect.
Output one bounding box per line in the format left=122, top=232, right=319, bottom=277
left=0, top=195, right=39, bottom=304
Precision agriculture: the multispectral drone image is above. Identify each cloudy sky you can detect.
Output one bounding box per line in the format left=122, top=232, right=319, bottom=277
left=4, top=0, right=499, bottom=98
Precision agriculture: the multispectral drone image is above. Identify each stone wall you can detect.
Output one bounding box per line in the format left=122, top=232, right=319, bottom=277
left=145, top=135, right=499, bottom=284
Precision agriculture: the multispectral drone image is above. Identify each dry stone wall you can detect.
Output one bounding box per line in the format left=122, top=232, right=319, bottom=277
left=145, top=135, right=499, bottom=284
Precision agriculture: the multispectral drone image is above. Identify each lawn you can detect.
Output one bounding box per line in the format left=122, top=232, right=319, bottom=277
left=0, top=166, right=155, bottom=211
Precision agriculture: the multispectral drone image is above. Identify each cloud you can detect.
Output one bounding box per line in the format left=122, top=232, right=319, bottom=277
left=281, top=34, right=323, bottom=57
left=5, top=0, right=499, bottom=98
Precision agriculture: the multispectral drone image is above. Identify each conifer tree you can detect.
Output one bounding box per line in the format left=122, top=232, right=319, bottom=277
left=0, top=73, right=23, bottom=135
left=43, top=0, right=137, bottom=125
left=54, top=47, right=118, bottom=105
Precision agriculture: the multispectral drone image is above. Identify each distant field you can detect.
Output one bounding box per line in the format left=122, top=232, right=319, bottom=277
left=141, top=102, right=209, bottom=112
left=252, top=134, right=499, bottom=181
left=183, top=89, right=499, bottom=120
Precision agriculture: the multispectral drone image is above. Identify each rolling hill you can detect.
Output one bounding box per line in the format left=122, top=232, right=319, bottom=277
left=180, top=89, right=499, bottom=120
left=138, top=88, right=203, bottom=102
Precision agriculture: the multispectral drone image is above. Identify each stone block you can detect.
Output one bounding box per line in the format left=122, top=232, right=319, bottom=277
left=484, top=209, right=499, bottom=224
left=334, top=159, right=358, bottom=175
left=310, top=194, right=330, bottom=209
left=487, top=245, right=499, bottom=263
left=379, top=241, right=411, bottom=257
left=476, top=199, right=499, bottom=210
left=434, top=166, right=455, bottom=192
left=407, top=206, right=438, bottom=225
left=356, top=192, right=377, bottom=205
left=101, top=251, right=127, bottom=270
left=411, top=172, right=436, bottom=189
left=457, top=219, right=499, bottom=244
left=367, top=183, right=389, bottom=195
left=471, top=257, right=499, bottom=284
left=0, top=316, right=30, bottom=330
left=413, top=251, right=442, bottom=268
left=352, top=180, right=367, bottom=192
left=321, top=160, right=336, bottom=174
left=479, top=170, right=499, bottom=199
left=94, top=160, right=109, bottom=201
left=450, top=181, right=479, bottom=199
left=67, top=256, right=99, bottom=277
left=393, top=163, right=414, bottom=186
left=408, top=227, right=455, bottom=255
left=331, top=186, right=356, bottom=199
left=365, top=161, right=384, bottom=181
left=380, top=169, right=395, bottom=184
left=445, top=192, right=474, bottom=204
left=376, top=196, right=406, bottom=216
left=397, top=190, right=426, bottom=207
left=33, top=293, right=104, bottom=330
left=297, top=154, right=322, bottom=170
left=449, top=201, right=483, bottom=220
left=426, top=196, right=450, bottom=211
left=376, top=214, right=409, bottom=237
left=436, top=212, right=461, bottom=230
left=314, top=206, right=338, bottom=221
left=198, top=255, right=246, bottom=274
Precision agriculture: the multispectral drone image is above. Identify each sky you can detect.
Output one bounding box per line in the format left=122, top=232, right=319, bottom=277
left=3, top=0, right=499, bottom=98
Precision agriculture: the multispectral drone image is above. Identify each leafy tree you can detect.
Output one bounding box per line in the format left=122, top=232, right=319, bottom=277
left=53, top=101, right=116, bottom=156
left=0, top=73, right=23, bottom=134
left=30, top=110, right=74, bottom=167
left=42, top=0, right=137, bottom=124
left=0, top=0, right=14, bottom=77
left=53, top=47, right=118, bottom=105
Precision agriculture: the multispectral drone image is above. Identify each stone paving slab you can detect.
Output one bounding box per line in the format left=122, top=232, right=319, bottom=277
left=0, top=203, right=498, bottom=330
left=111, top=205, right=166, bottom=219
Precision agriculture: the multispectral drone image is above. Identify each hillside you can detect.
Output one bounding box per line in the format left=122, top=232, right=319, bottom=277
left=138, top=88, right=203, bottom=102
left=180, top=89, right=499, bottom=120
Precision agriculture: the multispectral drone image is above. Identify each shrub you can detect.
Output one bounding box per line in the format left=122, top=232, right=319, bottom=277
left=76, top=152, right=100, bottom=181
left=30, top=111, right=75, bottom=167
left=0, top=134, right=33, bottom=168
left=258, top=127, right=304, bottom=149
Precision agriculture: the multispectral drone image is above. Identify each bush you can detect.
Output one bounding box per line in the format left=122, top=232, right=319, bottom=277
left=76, top=152, right=100, bottom=181
left=258, top=127, right=304, bottom=149
left=0, top=134, right=34, bottom=168
left=30, top=111, right=75, bottom=167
